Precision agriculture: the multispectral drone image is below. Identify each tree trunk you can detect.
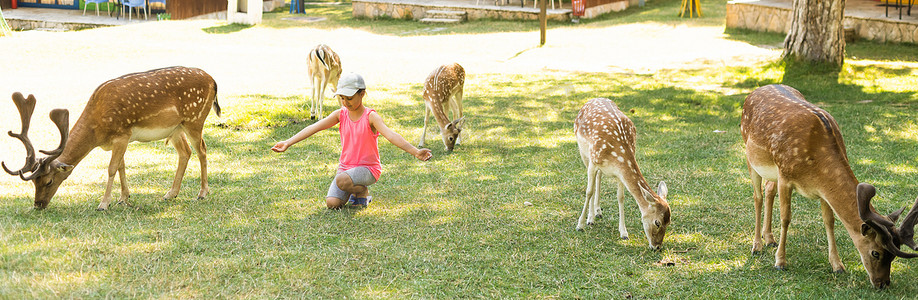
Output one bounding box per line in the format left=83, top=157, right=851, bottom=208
left=782, top=0, right=846, bottom=67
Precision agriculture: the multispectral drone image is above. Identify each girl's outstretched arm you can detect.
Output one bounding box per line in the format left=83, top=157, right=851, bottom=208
left=271, top=110, right=341, bottom=152
left=369, top=111, right=432, bottom=161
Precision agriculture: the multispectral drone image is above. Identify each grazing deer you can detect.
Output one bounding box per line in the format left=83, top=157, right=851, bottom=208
left=419, top=63, right=465, bottom=152
left=3, top=66, right=220, bottom=211
left=306, top=44, right=342, bottom=119
left=741, top=84, right=918, bottom=288
left=574, top=98, right=671, bottom=250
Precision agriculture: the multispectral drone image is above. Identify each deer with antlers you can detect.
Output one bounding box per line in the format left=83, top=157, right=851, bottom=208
left=3, top=66, right=220, bottom=211
left=574, top=98, right=671, bottom=250
left=306, top=44, right=342, bottom=119
left=419, top=63, right=465, bottom=152
left=742, top=84, right=918, bottom=288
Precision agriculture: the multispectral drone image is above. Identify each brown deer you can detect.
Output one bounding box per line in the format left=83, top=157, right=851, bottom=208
left=3, top=66, right=220, bottom=211
left=741, top=84, right=918, bottom=288
left=574, top=98, right=671, bottom=250
left=419, top=63, right=465, bottom=152
left=306, top=44, right=342, bottom=119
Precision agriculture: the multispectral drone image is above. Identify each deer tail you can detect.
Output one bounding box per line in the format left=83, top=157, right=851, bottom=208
left=316, top=48, right=330, bottom=71
left=212, top=82, right=221, bottom=117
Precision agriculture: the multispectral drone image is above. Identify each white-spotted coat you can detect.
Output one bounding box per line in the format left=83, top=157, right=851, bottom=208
left=574, top=98, right=671, bottom=249
left=420, top=63, right=465, bottom=151
left=6, top=66, right=220, bottom=210
left=741, top=84, right=911, bottom=288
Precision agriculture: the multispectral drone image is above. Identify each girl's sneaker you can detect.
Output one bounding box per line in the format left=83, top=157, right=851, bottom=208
left=347, top=195, right=372, bottom=208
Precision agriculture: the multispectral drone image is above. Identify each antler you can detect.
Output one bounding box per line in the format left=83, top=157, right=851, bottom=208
left=20, top=108, right=69, bottom=181
left=857, top=183, right=918, bottom=258
left=2, top=93, right=38, bottom=176
left=897, top=196, right=918, bottom=251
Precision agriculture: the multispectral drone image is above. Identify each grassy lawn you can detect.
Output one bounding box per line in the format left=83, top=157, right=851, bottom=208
left=2, top=0, right=918, bottom=298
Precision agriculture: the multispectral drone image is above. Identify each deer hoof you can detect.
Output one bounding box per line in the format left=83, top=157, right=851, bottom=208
left=620, top=236, right=629, bottom=240
left=774, top=265, right=787, bottom=271
left=833, top=269, right=846, bottom=274
left=766, top=242, right=778, bottom=247
left=196, top=196, right=206, bottom=200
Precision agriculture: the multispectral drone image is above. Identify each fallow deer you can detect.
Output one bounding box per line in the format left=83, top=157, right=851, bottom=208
left=306, top=44, right=342, bottom=119
left=741, top=84, right=918, bottom=288
left=3, top=66, right=221, bottom=211
left=574, top=98, right=672, bottom=250
left=419, top=63, right=465, bottom=152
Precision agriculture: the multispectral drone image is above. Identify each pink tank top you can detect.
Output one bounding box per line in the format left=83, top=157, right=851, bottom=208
left=338, top=108, right=381, bottom=180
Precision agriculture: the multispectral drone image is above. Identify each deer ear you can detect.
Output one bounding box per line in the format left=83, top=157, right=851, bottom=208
left=862, top=223, right=872, bottom=236
left=657, top=181, right=668, bottom=199
left=51, top=161, right=73, bottom=173
left=445, top=123, right=454, bottom=131
left=642, top=187, right=658, bottom=204
left=456, top=117, right=466, bottom=128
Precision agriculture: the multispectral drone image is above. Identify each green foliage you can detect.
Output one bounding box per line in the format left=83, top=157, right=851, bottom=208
left=202, top=23, right=254, bottom=34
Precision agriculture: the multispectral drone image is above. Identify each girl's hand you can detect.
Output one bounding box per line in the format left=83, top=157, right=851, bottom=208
left=415, top=148, right=432, bottom=161
left=271, top=141, right=290, bottom=153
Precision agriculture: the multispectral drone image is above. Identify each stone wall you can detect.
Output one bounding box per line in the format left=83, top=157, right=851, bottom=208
left=726, top=1, right=918, bottom=44
left=352, top=0, right=572, bottom=21
left=583, top=1, right=628, bottom=18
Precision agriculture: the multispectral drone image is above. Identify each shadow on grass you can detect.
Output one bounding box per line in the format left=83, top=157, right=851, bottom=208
left=3, top=70, right=918, bottom=297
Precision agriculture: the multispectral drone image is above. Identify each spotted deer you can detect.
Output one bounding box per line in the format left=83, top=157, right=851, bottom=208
left=574, top=98, right=671, bottom=250
left=306, top=44, right=342, bottom=119
left=741, top=84, right=918, bottom=288
left=3, top=66, right=220, bottom=211
left=419, top=63, right=465, bottom=151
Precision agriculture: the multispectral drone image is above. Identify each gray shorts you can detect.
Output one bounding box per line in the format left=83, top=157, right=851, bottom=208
left=326, top=167, right=377, bottom=200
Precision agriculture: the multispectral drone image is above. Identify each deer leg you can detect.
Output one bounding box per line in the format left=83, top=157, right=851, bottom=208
left=763, top=181, right=777, bottom=247
left=317, top=73, right=326, bottom=118
left=310, top=74, right=319, bottom=118
left=774, top=180, right=792, bottom=270
left=577, top=164, right=598, bottom=231
left=419, top=106, right=430, bottom=147
left=164, top=132, right=192, bottom=200
left=586, top=171, right=601, bottom=226
left=454, top=90, right=464, bottom=145
left=117, top=157, right=131, bottom=206
left=821, top=199, right=845, bottom=273
left=617, top=180, right=629, bottom=240
left=592, top=172, right=603, bottom=219
left=98, top=139, right=129, bottom=211
left=185, top=130, right=209, bottom=200
left=749, top=163, right=765, bottom=254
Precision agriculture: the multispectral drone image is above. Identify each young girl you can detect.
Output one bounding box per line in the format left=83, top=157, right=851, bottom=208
left=271, top=73, right=432, bottom=209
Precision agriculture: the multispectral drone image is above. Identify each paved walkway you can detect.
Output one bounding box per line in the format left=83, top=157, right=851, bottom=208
left=0, top=16, right=781, bottom=174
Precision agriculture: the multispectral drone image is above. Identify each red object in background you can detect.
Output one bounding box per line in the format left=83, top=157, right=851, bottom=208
left=572, top=0, right=584, bottom=16
left=11, top=0, right=16, bottom=9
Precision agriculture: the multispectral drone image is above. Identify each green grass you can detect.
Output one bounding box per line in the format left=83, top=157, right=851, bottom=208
left=4, top=0, right=918, bottom=298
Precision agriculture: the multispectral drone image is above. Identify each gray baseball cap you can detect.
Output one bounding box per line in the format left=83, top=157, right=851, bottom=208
left=335, top=73, right=366, bottom=97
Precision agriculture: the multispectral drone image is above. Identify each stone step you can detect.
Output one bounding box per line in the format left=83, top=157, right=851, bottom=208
left=425, top=10, right=467, bottom=21
left=419, top=17, right=464, bottom=24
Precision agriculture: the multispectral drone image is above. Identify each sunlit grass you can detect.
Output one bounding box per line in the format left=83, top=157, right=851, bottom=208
left=2, top=1, right=918, bottom=298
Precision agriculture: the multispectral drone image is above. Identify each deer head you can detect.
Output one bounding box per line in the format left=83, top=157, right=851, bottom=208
left=3, top=93, right=73, bottom=209
left=641, top=182, right=671, bottom=249
left=856, top=183, right=918, bottom=288
left=442, top=117, right=464, bottom=151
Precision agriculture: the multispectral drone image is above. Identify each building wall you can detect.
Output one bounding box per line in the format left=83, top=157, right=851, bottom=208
left=170, top=0, right=227, bottom=20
